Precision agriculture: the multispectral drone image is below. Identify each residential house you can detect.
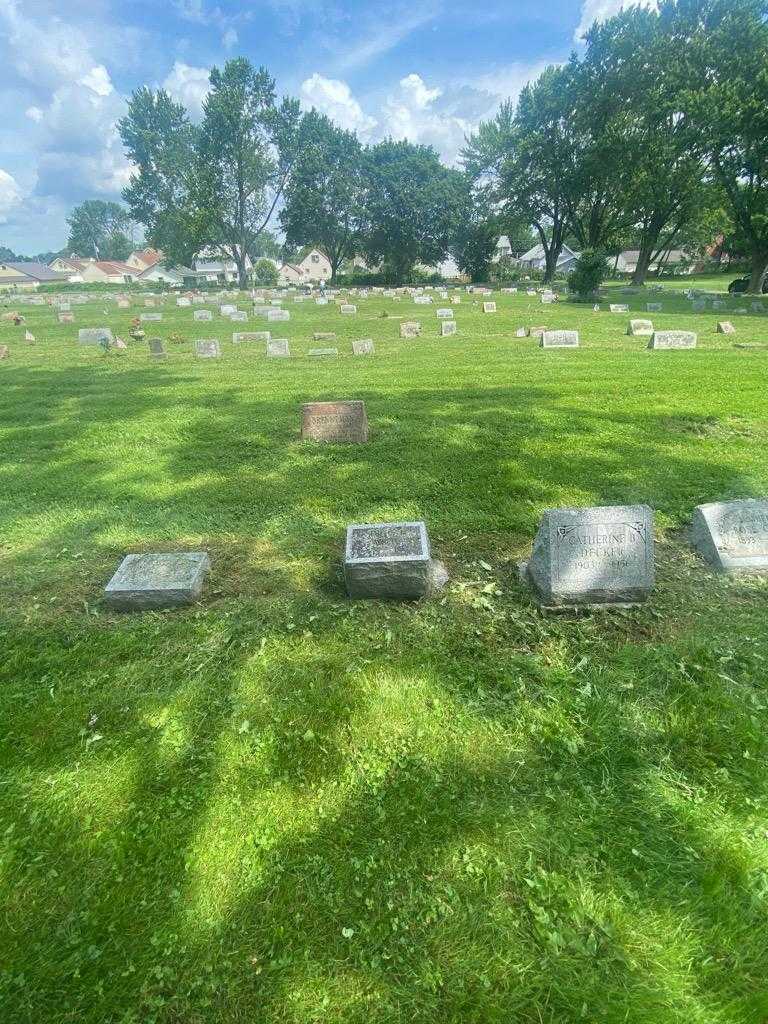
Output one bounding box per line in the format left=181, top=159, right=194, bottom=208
left=138, top=263, right=189, bottom=287
left=278, top=248, right=332, bottom=286
left=78, top=260, right=138, bottom=284
left=614, top=249, right=694, bottom=275
left=517, top=243, right=581, bottom=273
left=0, top=262, right=68, bottom=290
left=126, top=248, right=162, bottom=272
left=50, top=255, right=88, bottom=276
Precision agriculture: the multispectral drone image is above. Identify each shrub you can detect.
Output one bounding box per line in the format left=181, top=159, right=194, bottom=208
left=569, top=249, right=607, bottom=300
left=254, top=259, right=278, bottom=286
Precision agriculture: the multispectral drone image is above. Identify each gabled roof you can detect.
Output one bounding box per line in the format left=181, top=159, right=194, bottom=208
left=86, top=261, right=136, bottom=276
left=130, top=248, right=162, bottom=268
left=518, top=243, right=580, bottom=264
left=2, top=261, right=67, bottom=282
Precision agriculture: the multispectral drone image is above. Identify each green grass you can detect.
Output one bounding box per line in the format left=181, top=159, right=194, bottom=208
left=2, top=281, right=768, bottom=1024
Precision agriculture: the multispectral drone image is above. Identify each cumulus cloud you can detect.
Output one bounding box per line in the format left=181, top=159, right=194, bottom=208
left=78, top=65, right=114, bottom=97
left=0, top=168, right=22, bottom=221
left=162, top=61, right=211, bottom=121
left=222, top=27, right=238, bottom=50
left=574, top=0, right=657, bottom=41
left=300, top=74, right=377, bottom=137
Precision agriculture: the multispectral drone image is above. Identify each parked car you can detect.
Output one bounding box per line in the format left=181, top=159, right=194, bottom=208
left=728, top=276, right=768, bottom=294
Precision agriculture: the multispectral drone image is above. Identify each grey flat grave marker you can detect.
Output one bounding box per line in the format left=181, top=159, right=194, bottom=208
left=308, top=347, right=338, bottom=357
left=313, top=332, right=336, bottom=341
left=436, top=308, right=453, bottom=318
left=194, top=310, right=213, bottom=321
left=79, top=327, right=114, bottom=345
left=541, top=330, right=579, bottom=348
left=267, top=339, right=290, bottom=357
left=352, top=338, right=374, bottom=355
left=195, top=339, right=221, bottom=358
left=267, top=309, right=290, bottom=322
left=627, top=319, right=654, bottom=336
left=220, top=304, right=237, bottom=315
left=340, top=304, right=357, bottom=314
left=230, top=311, right=248, bottom=322
left=692, top=498, right=768, bottom=573
left=344, top=521, right=445, bottom=599
left=648, top=330, right=697, bottom=349
left=104, top=552, right=210, bottom=610
left=148, top=338, right=167, bottom=359
left=140, top=313, right=162, bottom=322
left=301, top=400, right=367, bottom=443
left=609, top=304, right=629, bottom=313
left=440, top=320, right=458, bottom=337
left=522, top=504, right=654, bottom=608
left=233, top=331, right=270, bottom=343
left=716, top=321, right=735, bottom=334
left=400, top=321, right=421, bottom=338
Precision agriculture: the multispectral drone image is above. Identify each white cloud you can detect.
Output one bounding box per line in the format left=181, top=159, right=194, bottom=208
left=334, top=3, right=439, bottom=73
left=0, top=168, right=22, bottom=220
left=300, top=74, right=377, bottom=137
left=78, top=65, right=114, bottom=97
left=25, top=105, right=43, bottom=122
left=222, top=27, right=238, bottom=50
left=162, top=61, right=211, bottom=121
left=574, top=0, right=657, bottom=41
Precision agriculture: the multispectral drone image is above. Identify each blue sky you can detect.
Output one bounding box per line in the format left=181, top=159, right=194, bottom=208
left=0, top=0, right=650, bottom=253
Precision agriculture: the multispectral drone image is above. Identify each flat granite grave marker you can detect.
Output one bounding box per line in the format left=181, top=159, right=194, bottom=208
left=648, top=330, right=697, bottom=349
left=140, top=313, right=162, bottom=322
left=440, top=320, right=458, bottom=337
left=230, top=311, right=248, bottom=322
left=220, top=304, right=236, bottom=315
left=352, top=338, right=374, bottom=355
left=104, top=552, right=210, bottom=610
left=717, top=321, right=735, bottom=334
left=195, top=339, right=221, bottom=358
left=267, top=339, right=290, bottom=357
left=340, top=304, right=357, bottom=314
left=627, top=319, right=654, bottom=336
left=692, top=499, right=768, bottom=573
left=308, top=347, right=338, bottom=357
left=301, top=400, right=367, bottom=443
left=79, top=327, right=114, bottom=345
left=194, top=310, right=213, bottom=321
left=313, top=332, right=336, bottom=341
left=483, top=302, right=497, bottom=313
left=267, top=309, right=290, bottom=322
left=521, top=504, right=654, bottom=608
left=148, top=338, right=167, bottom=359
left=344, top=521, right=446, bottom=599
left=400, top=321, right=421, bottom=338
left=436, top=308, right=453, bottom=318
left=233, top=331, right=270, bottom=343
left=541, top=330, right=579, bottom=348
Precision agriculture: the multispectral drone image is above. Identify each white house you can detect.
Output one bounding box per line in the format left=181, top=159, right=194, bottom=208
left=127, top=248, right=163, bottom=272
left=614, top=249, right=693, bottom=275
left=138, top=263, right=186, bottom=286
left=517, top=243, right=581, bottom=273
left=278, top=248, right=332, bottom=285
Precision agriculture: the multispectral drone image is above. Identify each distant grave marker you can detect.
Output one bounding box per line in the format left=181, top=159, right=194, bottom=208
left=541, top=330, right=579, bottom=348
left=104, top=552, right=210, bottom=610
left=436, top=308, right=453, bottom=318
left=140, top=313, right=162, bottom=322
left=233, top=331, right=270, bottom=343
left=352, top=338, right=374, bottom=355
left=646, top=303, right=662, bottom=313
left=58, top=312, right=74, bottom=324
left=483, top=302, right=497, bottom=313
left=648, top=330, right=697, bottom=349
left=340, top=304, right=357, bottom=314
left=440, top=320, right=458, bottom=337
left=627, top=319, right=654, bottom=336
left=78, top=327, right=114, bottom=346
left=716, top=321, right=735, bottom=334
left=148, top=338, right=167, bottom=359
left=0, top=345, right=8, bottom=360
left=266, top=339, right=290, bottom=357
left=195, top=339, right=221, bottom=358
left=194, top=310, right=213, bottom=321
left=313, top=332, right=336, bottom=341
left=692, top=498, right=768, bottom=573
left=301, top=400, right=368, bottom=443
left=400, top=321, right=421, bottom=338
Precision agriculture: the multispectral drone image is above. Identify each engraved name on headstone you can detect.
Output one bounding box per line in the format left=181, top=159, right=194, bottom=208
left=627, top=319, right=654, bottom=336
left=648, top=330, right=697, bottom=349
left=692, top=499, right=768, bottom=573
left=352, top=338, right=374, bottom=355
left=344, top=521, right=440, bottom=599
left=195, top=339, right=221, bottom=358
left=301, top=400, right=368, bottom=443
left=266, top=339, right=290, bottom=357
left=540, top=330, right=579, bottom=348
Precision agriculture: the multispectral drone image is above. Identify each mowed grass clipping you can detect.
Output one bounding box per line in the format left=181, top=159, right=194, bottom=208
left=1, top=280, right=768, bottom=1024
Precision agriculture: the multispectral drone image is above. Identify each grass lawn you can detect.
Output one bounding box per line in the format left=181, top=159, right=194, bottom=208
left=2, top=280, right=768, bottom=1024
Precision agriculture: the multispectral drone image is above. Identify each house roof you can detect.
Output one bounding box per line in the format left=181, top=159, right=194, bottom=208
left=518, top=243, right=579, bottom=264
left=3, top=261, right=67, bottom=282
left=130, top=248, right=162, bottom=268
left=280, top=263, right=303, bottom=274
left=86, top=261, right=136, bottom=276
left=620, top=249, right=687, bottom=264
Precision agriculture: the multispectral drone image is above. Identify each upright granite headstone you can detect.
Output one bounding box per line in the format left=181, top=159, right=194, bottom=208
left=301, top=400, right=368, bottom=443
left=483, top=302, right=497, bottom=313
left=717, top=321, right=735, bottom=334
left=267, top=309, right=290, bottom=322
left=104, top=552, right=210, bottom=610
left=436, top=308, right=453, bottom=318
left=522, top=504, right=654, bottom=608
left=194, top=310, right=212, bottom=322
left=267, top=339, right=290, bottom=357
left=148, top=338, right=167, bottom=359
left=79, top=327, right=114, bottom=345
left=692, top=499, right=768, bottom=573
left=627, top=319, right=654, bottom=336
left=540, top=330, right=579, bottom=348
left=352, top=338, right=374, bottom=355
left=220, top=304, right=237, bottom=315
left=230, top=311, right=248, bottom=322
left=344, top=521, right=445, bottom=599
left=400, top=321, right=421, bottom=338
left=195, top=339, right=221, bottom=358
left=609, top=304, right=629, bottom=313
left=441, top=320, right=458, bottom=337
left=648, top=330, right=697, bottom=349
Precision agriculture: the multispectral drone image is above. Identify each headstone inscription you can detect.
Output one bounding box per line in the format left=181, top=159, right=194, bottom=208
left=716, top=321, right=735, bottom=334
left=609, top=304, right=629, bottom=313
left=436, top=308, right=453, bottom=318
left=194, top=310, right=213, bottom=321
left=627, top=319, right=654, bottom=336
left=352, top=338, right=374, bottom=355
left=104, top=552, right=210, bottom=610
left=340, top=304, right=357, bottom=314
left=301, top=400, right=368, bottom=443
left=344, top=521, right=445, bottom=599
left=195, top=339, right=221, bottom=358
left=400, top=322, right=421, bottom=338
left=266, top=339, right=290, bottom=357
left=78, top=328, right=114, bottom=345
left=691, top=499, right=768, bottom=573
left=648, top=331, right=697, bottom=350
left=483, top=302, right=497, bottom=313
left=233, top=331, right=270, bottom=343
left=522, top=504, right=654, bottom=608
left=441, top=321, right=458, bottom=337
left=540, top=330, right=579, bottom=348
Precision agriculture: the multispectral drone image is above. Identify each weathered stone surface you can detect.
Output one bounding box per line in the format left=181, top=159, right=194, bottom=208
left=524, top=504, right=654, bottom=607
left=233, top=331, right=270, bottom=343
left=267, top=309, right=290, bottom=322
left=648, top=330, right=697, bottom=349
left=195, top=339, right=221, bottom=358
left=440, top=320, right=458, bottom=337
left=344, top=521, right=443, bottom=599
left=177, top=297, right=191, bottom=307
left=483, top=302, right=497, bottom=313
left=148, top=338, right=167, bottom=359
left=716, top=321, right=735, bottom=334
left=540, top=292, right=555, bottom=304
left=230, top=311, right=248, bottom=322
left=301, top=400, right=368, bottom=443
left=193, top=310, right=213, bottom=322
left=340, top=304, right=357, bottom=314
left=104, top=552, right=210, bottom=610
left=313, top=332, right=336, bottom=341
left=78, top=327, right=114, bottom=345
left=267, top=339, right=290, bottom=357
left=352, top=338, right=374, bottom=355
left=627, top=319, right=654, bottom=336
left=400, top=321, right=421, bottom=338
left=308, top=347, right=338, bottom=357
left=609, top=304, right=629, bottom=313
left=436, top=308, right=453, bottom=318
left=140, top=313, right=162, bottom=322
left=692, top=499, right=768, bottom=573
left=526, top=325, right=549, bottom=338
left=220, top=304, right=236, bottom=315
left=540, top=330, right=579, bottom=348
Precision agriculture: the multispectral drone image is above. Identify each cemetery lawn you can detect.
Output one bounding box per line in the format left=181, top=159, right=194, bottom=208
left=3, top=282, right=768, bottom=1024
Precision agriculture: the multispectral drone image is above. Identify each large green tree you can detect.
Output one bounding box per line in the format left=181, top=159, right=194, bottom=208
left=280, top=111, right=365, bottom=283
left=65, top=200, right=134, bottom=260
left=361, top=140, right=466, bottom=284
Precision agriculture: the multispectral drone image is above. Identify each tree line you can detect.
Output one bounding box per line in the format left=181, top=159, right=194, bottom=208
left=111, top=0, right=768, bottom=291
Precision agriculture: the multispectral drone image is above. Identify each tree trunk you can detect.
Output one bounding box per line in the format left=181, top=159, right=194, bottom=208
left=631, top=244, right=654, bottom=286
left=747, top=251, right=768, bottom=294
left=543, top=242, right=564, bottom=284
left=234, top=248, right=248, bottom=290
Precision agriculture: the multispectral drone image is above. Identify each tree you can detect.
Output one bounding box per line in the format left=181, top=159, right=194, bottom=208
left=449, top=179, right=502, bottom=283
left=195, top=59, right=303, bottom=288
left=66, top=200, right=134, bottom=260
left=254, top=258, right=278, bottom=286
left=361, top=140, right=466, bottom=284
left=280, top=111, right=365, bottom=283
left=119, top=88, right=199, bottom=266
left=569, top=248, right=607, bottom=299
left=669, top=0, right=768, bottom=292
